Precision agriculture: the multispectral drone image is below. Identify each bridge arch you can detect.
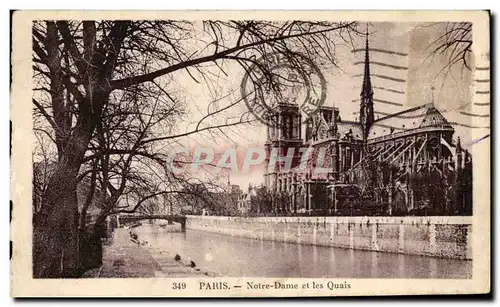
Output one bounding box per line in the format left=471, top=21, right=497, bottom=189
left=117, top=214, right=187, bottom=232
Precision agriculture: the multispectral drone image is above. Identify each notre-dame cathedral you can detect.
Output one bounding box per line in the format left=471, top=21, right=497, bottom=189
left=263, top=34, right=473, bottom=217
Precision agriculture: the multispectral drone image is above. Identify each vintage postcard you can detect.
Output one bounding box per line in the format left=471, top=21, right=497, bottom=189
left=11, top=10, right=490, bottom=297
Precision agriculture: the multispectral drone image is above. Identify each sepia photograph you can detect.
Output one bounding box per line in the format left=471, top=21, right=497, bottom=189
left=10, top=10, right=490, bottom=297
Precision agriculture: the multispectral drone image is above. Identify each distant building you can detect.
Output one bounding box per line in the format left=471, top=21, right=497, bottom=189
left=263, top=34, right=473, bottom=216
left=237, top=184, right=257, bottom=215
left=174, top=182, right=243, bottom=216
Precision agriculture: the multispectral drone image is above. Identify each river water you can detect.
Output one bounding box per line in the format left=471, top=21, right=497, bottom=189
left=134, top=224, right=471, bottom=279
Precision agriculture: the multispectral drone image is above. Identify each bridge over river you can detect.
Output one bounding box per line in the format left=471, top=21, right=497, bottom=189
left=117, top=214, right=187, bottom=231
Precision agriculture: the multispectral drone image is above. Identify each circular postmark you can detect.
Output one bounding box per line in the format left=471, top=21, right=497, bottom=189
left=240, top=52, right=327, bottom=127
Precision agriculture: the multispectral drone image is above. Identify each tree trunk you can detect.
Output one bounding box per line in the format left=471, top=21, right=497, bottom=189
left=33, top=163, right=80, bottom=278
left=33, top=127, right=92, bottom=278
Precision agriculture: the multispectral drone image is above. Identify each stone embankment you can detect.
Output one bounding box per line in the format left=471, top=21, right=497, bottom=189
left=187, top=215, right=472, bottom=260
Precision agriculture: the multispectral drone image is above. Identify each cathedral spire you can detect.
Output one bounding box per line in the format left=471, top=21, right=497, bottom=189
left=361, top=25, right=373, bottom=99
left=360, top=24, right=374, bottom=142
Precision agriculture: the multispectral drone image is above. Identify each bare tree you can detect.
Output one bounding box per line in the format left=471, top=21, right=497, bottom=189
left=426, top=22, right=473, bottom=78
left=32, top=20, right=359, bottom=277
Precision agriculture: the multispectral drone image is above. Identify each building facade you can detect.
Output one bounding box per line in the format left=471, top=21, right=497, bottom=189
left=237, top=185, right=256, bottom=215
left=263, top=34, right=473, bottom=216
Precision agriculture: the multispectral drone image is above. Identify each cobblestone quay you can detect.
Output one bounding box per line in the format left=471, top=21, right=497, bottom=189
left=84, top=227, right=215, bottom=278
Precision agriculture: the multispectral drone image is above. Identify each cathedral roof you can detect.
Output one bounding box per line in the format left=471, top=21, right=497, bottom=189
left=368, top=103, right=454, bottom=140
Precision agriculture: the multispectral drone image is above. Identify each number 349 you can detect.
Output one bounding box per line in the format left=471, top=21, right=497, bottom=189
left=172, top=282, right=187, bottom=290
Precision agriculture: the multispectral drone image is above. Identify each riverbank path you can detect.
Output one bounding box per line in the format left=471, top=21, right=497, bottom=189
left=84, top=228, right=215, bottom=277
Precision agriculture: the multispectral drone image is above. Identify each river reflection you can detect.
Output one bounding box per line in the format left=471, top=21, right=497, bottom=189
left=135, top=225, right=471, bottom=279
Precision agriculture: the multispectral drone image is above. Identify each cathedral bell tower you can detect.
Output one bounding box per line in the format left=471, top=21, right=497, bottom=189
left=359, top=27, right=374, bottom=145
left=263, top=103, right=302, bottom=191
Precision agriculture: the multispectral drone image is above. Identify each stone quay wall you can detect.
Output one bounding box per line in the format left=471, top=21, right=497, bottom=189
left=186, top=215, right=472, bottom=260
